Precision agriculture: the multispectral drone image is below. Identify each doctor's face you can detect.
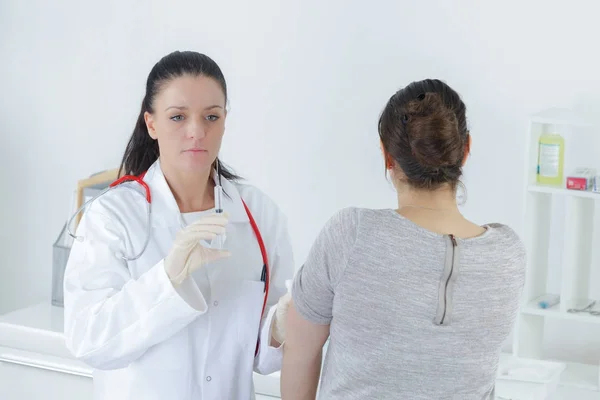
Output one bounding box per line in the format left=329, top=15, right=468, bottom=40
left=144, top=74, right=226, bottom=174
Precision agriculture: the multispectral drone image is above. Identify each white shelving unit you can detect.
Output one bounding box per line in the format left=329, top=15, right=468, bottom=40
left=513, top=108, right=600, bottom=393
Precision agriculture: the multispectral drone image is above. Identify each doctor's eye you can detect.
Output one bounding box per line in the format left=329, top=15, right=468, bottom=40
left=170, top=115, right=184, bottom=122
left=206, top=115, right=220, bottom=122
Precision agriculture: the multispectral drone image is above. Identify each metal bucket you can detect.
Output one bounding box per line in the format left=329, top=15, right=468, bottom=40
left=52, top=223, right=73, bottom=307
left=51, top=181, right=110, bottom=307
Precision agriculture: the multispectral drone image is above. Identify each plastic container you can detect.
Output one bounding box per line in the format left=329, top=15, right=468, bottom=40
left=534, top=294, right=560, bottom=309
left=536, top=133, right=565, bottom=186
left=495, top=357, right=566, bottom=400
left=52, top=181, right=111, bottom=307
left=592, top=176, right=600, bottom=193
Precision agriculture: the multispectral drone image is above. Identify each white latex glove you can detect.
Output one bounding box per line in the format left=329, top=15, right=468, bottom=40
left=272, top=280, right=293, bottom=344
left=164, top=213, right=231, bottom=286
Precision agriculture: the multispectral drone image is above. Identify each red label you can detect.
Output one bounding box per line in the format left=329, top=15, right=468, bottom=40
left=566, top=177, right=588, bottom=190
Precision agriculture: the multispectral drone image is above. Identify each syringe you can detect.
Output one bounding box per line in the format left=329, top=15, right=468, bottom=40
left=213, top=161, right=226, bottom=249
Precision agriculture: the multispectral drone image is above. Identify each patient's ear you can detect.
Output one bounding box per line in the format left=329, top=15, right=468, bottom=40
left=462, top=133, right=471, bottom=166
left=380, top=140, right=394, bottom=169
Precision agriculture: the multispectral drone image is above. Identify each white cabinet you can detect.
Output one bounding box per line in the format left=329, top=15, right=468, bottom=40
left=0, top=354, right=282, bottom=400
left=513, top=108, right=600, bottom=395
left=0, top=357, right=282, bottom=400
left=0, top=303, right=282, bottom=400
left=0, top=360, right=282, bottom=400
left=0, top=359, right=93, bottom=399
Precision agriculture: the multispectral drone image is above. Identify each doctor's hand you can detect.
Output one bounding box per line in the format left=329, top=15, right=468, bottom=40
left=164, top=213, right=231, bottom=286
left=272, top=292, right=292, bottom=345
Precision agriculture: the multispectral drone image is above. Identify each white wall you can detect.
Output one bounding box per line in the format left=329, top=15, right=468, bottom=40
left=1, top=0, right=599, bottom=364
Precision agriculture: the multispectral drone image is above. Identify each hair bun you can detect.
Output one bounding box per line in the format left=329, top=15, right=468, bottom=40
left=378, top=79, right=469, bottom=190
left=403, top=92, right=464, bottom=169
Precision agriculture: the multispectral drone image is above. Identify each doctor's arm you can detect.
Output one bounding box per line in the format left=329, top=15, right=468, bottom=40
left=253, top=209, right=295, bottom=375
left=63, top=207, right=207, bottom=370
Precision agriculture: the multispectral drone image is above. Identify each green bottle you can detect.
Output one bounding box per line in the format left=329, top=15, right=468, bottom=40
left=537, top=132, right=565, bottom=186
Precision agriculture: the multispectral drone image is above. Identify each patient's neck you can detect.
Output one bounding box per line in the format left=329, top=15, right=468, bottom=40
left=395, top=184, right=485, bottom=238
left=396, top=185, right=459, bottom=213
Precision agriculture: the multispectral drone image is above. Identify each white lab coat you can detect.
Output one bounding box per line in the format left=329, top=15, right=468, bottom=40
left=63, top=160, right=294, bottom=400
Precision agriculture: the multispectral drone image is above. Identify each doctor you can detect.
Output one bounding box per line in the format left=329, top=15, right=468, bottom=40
left=63, top=50, right=294, bottom=400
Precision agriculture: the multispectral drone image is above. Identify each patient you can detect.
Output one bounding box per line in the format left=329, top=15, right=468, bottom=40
left=280, top=79, right=526, bottom=399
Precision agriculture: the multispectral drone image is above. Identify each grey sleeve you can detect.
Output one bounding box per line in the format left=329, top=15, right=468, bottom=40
left=292, top=208, right=358, bottom=325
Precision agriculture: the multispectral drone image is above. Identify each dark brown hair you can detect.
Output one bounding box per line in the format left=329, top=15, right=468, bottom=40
left=378, top=79, right=469, bottom=190
left=119, top=51, right=240, bottom=181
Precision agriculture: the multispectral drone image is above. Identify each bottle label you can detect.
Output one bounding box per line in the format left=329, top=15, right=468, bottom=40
left=539, top=143, right=560, bottom=177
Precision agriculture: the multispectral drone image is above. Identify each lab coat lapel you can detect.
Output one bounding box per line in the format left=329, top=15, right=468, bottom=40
left=142, top=161, right=181, bottom=229
left=212, top=170, right=249, bottom=224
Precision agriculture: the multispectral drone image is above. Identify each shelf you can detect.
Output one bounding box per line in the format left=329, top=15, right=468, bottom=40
left=528, top=185, right=600, bottom=200
left=500, top=353, right=599, bottom=392
left=559, top=361, right=599, bottom=391
left=517, top=109, right=600, bottom=395
left=521, top=301, right=600, bottom=325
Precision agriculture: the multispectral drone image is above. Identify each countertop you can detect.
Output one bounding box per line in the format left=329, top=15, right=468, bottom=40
left=0, top=302, right=281, bottom=397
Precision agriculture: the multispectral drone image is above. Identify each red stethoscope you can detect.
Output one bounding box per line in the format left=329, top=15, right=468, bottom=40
left=67, top=172, right=270, bottom=356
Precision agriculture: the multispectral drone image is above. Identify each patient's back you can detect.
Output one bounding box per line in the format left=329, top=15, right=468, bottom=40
left=292, top=207, right=526, bottom=400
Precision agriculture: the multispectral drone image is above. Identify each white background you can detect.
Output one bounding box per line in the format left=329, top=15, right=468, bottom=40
left=1, top=0, right=600, bottom=367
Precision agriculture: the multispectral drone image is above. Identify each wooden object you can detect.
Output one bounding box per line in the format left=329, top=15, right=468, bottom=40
left=74, top=168, right=120, bottom=228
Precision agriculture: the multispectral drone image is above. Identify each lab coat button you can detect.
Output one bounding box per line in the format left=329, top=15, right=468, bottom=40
left=213, top=301, right=218, bottom=306
left=206, top=376, right=212, bottom=382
